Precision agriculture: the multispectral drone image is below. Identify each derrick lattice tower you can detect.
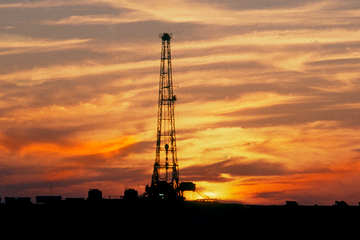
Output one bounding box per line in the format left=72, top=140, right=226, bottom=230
left=150, top=33, right=179, bottom=192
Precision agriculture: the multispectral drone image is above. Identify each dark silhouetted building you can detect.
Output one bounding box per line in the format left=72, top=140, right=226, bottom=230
left=123, top=188, right=138, bottom=200
left=88, top=189, right=102, bottom=201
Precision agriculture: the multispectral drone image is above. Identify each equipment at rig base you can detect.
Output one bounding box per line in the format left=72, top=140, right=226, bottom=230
left=145, top=33, right=180, bottom=201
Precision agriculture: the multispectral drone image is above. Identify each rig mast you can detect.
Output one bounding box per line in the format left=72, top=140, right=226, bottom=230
left=147, top=33, right=179, bottom=199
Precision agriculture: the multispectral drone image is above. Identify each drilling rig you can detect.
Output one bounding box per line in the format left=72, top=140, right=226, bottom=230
left=145, top=33, right=180, bottom=201
left=145, top=33, right=195, bottom=202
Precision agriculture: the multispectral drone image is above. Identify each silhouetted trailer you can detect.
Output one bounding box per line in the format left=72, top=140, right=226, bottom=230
left=5, top=197, right=32, bottom=204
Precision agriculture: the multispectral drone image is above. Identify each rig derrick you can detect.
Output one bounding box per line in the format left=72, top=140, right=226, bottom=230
left=145, top=33, right=181, bottom=202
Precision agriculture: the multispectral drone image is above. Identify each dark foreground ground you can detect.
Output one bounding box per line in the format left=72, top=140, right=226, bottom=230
left=1, top=200, right=359, bottom=238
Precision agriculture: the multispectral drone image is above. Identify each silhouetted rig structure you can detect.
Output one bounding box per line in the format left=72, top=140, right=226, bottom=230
left=144, top=33, right=181, bottom=202
left=142, top=33, right=218, bottom=203
left=134, top=33, right=206, bottom=203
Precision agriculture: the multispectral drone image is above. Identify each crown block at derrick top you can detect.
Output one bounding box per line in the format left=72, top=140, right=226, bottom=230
left=161, top=33, right=171, bottom=41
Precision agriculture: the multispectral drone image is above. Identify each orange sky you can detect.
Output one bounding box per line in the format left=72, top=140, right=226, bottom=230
left=1, top=0, right=360, bottom=205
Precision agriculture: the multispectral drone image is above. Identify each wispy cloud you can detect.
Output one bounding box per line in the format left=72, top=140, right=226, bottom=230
left=0, top=33, right=92, bottom=56
left=72, top=0, right=359, bottom=27
left=0, top=0, right=90, bottom=9
left=44, top=13, right=154, bottom=25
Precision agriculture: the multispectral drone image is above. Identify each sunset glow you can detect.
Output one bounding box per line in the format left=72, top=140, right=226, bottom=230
left=1, top=0, right=360, bottom=205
